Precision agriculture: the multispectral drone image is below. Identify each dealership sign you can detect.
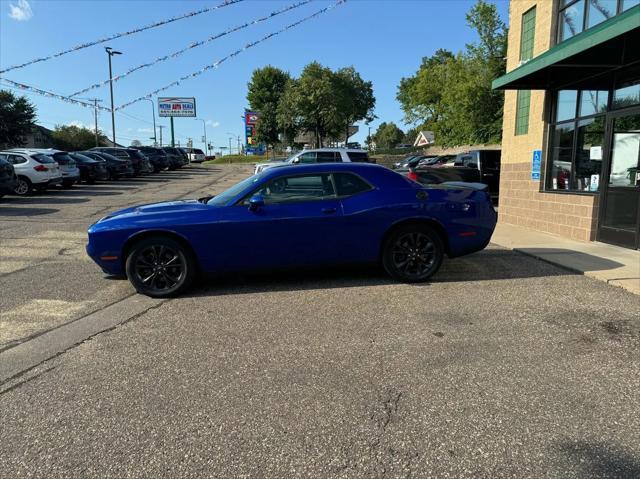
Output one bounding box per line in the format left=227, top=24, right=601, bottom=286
left=158, top=97, right=196, bottom=117
left=244, top=110, right=265, bottom=154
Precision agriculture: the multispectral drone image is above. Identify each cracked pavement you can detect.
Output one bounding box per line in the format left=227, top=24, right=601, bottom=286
left=1, top=164, right=639, bottom=478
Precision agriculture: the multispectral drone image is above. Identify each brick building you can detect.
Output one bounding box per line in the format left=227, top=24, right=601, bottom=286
left=494, top=0, right=639, bottom=249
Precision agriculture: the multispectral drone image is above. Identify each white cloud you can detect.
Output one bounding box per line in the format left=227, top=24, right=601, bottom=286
left=67, top=120, right=91, bottom=129
left=206, top=120, right=220, bottom=128
left=137, top=128, right=154, bottom=133
left=8, top=0, right=33, bottom=21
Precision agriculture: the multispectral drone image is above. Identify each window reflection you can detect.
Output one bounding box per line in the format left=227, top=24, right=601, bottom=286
left=587, top=0, right=618, bottom=28
left=613, top=81, right=640, bottom=109
left=556, top=90, right=578, bottom=122
left=549, top=123, right=575, bottom=190
left=575, top=118, right=605, bottom=191
left=579, top=90, right=609, bottom=116
left=558, top=0, right=585, bottom=41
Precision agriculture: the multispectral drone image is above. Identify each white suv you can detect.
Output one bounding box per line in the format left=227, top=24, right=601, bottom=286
left=0, top=149, right=62, bottom=195
left=254, top=148, right=370, bottom=174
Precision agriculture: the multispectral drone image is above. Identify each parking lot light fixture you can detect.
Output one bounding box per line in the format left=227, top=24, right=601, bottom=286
left=105, top=47, right=122, bottom=146
left=195, top=118, right=207, bottom=155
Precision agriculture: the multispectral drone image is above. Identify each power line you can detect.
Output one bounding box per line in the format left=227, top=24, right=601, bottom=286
left=0, top=78, right=111, bottom=111
left=0, top=0, right=245, bottom=74
left=68, top=0, right=312, bottom=98
left=117, top=0, right=347, bottom=111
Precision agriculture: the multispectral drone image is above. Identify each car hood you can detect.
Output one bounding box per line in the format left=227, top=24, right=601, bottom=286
left=91, top=199, right=211, bottom=230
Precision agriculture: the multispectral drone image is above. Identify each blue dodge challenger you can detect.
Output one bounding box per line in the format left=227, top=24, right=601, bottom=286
left=87, top=163, right=497, bottom=297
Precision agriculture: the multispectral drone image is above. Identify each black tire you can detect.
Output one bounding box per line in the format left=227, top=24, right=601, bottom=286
left=125, top=236, right=196, bottom=298
left=14, top=176, right=33, bottom=196
left=62, top=180, right=74, bottom=188
left=382, top=224, right=444, bottom=283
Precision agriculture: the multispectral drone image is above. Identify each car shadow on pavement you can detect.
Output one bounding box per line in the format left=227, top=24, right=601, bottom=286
left=184, top=248, right=576, bottom=298
left=555, top=440, right=640, bottom=479
left=0, top=206, right=59, bottom=216
left=3, top=197, right=91, bottom=205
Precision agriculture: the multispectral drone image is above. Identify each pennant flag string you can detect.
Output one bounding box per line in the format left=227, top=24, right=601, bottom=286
left=0, top=0, right=244, bottom=75
left=0, top=78, right=113, bottom=112
left=68, top=0, right=313, bottom=98
left=116, top=0, right=347, bottom=111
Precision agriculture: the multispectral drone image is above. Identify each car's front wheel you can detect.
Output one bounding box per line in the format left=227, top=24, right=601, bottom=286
left=125, top=236, right=196, bottom=298
left=382, top=225, right=444, bottom=283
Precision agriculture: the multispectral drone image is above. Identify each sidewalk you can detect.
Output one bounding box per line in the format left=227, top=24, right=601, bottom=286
left=491, top=223, right=640, bottom=295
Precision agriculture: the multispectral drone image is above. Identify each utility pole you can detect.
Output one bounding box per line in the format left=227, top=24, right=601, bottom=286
left=105, top=47, right=123, bottom=146
left=195, top=118, right=207, bottom=155
left=142, top=98, right=157, bottom=145
left=78, top=97, right=103, bottom=146
left=158, top=125, right=165, bottom=147
left=170, top=117, right=175, bottom=147
left=228, top=137, right=233, bottom=155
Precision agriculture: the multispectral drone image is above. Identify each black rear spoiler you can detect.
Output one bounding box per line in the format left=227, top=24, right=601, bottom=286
left=441, top=181, right=488, bottom=191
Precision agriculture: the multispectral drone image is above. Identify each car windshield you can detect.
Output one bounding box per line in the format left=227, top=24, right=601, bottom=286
left=207, top=173, right=265, bottom=206
left=193, top=149, right=204, bottom=154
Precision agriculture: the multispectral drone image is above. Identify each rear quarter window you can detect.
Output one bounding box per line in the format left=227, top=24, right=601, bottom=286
left=31, top=154, right=55, bottom=164
left=346, top=152, right=369, bottom=162
left=333, top=173, right=372, bottom=196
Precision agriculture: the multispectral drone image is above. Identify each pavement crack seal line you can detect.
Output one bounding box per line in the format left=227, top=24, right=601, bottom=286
left=0, top=295, right=168, bottom=388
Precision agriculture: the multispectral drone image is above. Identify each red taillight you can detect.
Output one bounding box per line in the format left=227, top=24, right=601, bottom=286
left=33, top=165, right=47, bottom=172
left=407, top=171, right=418, bottom=182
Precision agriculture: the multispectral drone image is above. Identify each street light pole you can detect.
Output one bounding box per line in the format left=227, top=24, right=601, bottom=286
left=105, top=47, right=122, bottom=146
left=195, top=118, right=207, bottom=155
left=158, top=125, right=165, bottom=147
left=143, top=98, right=157, bottom=146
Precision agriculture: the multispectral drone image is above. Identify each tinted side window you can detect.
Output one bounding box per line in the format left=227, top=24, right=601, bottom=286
left=31, top=154, right=55, bottom=164
left=482, top=151, right=501, bottom=170
left=347, top=152, right=369, bottom=162
left=253, top=174, right=335, bottom=204
left=334, top=173, right=372, bottom=196
left=462, top=156, right=478, bottom=168
left=297, top=152, right=316, bottom=164
left=317, top=151, right=338, bottom=162
left=9, top=154, right=28, bottom=165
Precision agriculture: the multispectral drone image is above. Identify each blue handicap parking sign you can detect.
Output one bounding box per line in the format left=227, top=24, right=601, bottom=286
left=531, top=150, right=542, bottom=180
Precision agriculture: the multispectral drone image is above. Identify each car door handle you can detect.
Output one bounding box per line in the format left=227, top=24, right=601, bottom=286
left=321, top=207, right=337, bottom=214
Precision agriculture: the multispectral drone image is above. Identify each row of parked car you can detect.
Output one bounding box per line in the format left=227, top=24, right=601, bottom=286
left=0, top=146, right=204, bottom=197
left=393, top=149, right=502, bottom=202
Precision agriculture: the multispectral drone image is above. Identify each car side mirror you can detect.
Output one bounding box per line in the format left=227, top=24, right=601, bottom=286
left=248, top=194, right=265, bottom=212
left=291, top=158, right=300, bottom=164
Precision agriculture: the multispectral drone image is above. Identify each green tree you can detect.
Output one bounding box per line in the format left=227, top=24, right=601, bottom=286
left=0, top=89, right=36, bottom=148
left=51, top=125, right=106, bottom=151
left=333, top=66, right=376, bottom=143
left=395, top=1, right=507, bottom=146
left=247, top=66, right=291, bottom=146
left=374, top=122, right=404, bottom=149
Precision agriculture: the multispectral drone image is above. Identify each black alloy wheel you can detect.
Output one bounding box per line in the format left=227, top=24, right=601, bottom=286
left=382, top=225, right=444, bottom=283
left=125, top=236, right=195, bottom=298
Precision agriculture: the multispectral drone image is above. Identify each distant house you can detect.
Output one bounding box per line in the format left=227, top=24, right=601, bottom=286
left=413, top=130, right=435, bottom=147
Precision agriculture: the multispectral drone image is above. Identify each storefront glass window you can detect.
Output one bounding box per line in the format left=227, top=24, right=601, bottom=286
left=613, top=80, right=640, bottom=109
left=587, top=0, right=618, bottom=28
left=558, top=0, right=585, bottom=41
left=549, top=123, right=575, bottom=190
left=622, top=0, right=640, bottom=11
left=574, top=118, right=606, bottom=191
left=579, top=90, right=609, bottom=116
left=556, top=90, right=578, bottom=121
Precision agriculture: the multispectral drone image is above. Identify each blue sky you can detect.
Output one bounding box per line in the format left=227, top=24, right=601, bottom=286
left=0, top=0, right=508, bottom=151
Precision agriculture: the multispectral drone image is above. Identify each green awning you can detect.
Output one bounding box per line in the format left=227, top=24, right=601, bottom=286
left=493, top=6, right=640, bottom=91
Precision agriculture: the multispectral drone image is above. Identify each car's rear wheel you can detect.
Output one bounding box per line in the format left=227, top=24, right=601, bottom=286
left=125, top=236, right=196, bottom=298
left=62, top=180, right=74, bottom=188
left=14, top=176, right=33, bottom=196
left=382, top=225, right=444, bottom=283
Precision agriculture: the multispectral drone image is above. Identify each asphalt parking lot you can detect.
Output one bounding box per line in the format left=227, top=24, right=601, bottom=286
left=1, top=164, right=639, bottom=478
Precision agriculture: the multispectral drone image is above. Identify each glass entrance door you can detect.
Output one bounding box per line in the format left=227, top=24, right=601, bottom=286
left=597, top=111, right=640, bottom=249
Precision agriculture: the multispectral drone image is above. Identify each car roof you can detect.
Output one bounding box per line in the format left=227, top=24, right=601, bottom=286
left=4, top=148, right=64, bottom=154
left=262, top=162, right=384, bottom=177
left=298, top=148, right=368, bottom=153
